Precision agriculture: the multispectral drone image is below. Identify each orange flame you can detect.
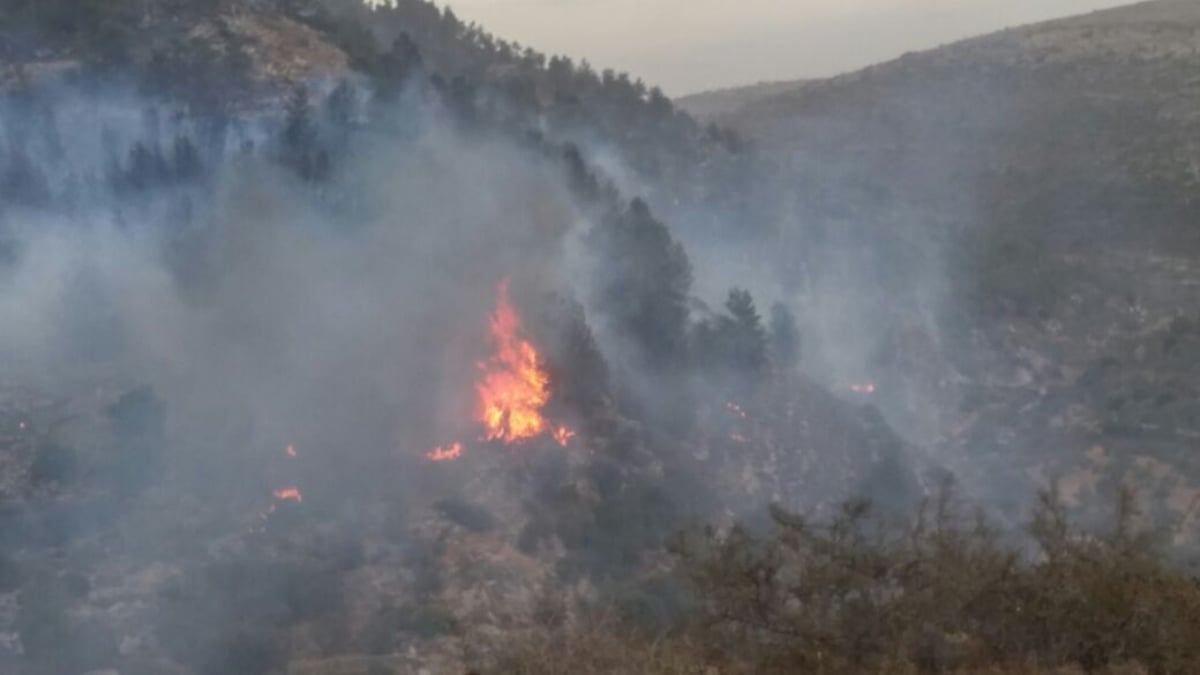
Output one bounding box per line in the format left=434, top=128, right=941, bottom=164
left=427, top=442, right=464, bottom=462
left=425, top=279, right=577, bottom=459
left=286, top=444, right=297, bottom=458
left=273, top=487, right=303, bottom=503
left=849, top=384, right=877, bottom=394
left=475, top=280, right=556, bottom=444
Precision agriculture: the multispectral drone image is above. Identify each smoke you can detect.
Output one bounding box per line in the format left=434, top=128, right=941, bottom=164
left=0, top=74, right=643, bottom=671
left=0, top=82, right=600, bottom=514
left=0, top=52, right=954, bottom=673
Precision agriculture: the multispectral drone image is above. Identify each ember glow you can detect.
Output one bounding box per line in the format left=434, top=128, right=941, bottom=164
left=552, top=426, right=576, bottom=447
left=427, top=442, right=464, bottom=462
left=286, top=444, right=297, bottom=458
left=849, top=384, right=877, bottom=394
left=273, top=487, right=303, bottom=503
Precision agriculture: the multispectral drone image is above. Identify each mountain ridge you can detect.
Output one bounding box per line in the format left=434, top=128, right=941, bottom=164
left=680, top=0, right=1200, bottom=124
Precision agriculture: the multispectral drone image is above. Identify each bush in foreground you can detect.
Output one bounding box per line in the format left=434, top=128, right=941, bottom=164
left=487, top=489, right=1200, bottom=674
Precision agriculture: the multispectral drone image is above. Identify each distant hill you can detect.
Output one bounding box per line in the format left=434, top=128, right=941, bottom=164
left=685, top=0, right=1200, bottom=529
left=700, top=0, right=1200, bottom=223
left=676, top=79, right=807, bottom=121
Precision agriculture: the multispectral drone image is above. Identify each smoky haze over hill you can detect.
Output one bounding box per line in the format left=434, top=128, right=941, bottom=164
left=0, top=2, right=913, bottom=672
left=0, top=0, right=1198, bottom=673
left=436, top=0, right=1136, bottom=94
left=682, top=0, right=1200, bottom=528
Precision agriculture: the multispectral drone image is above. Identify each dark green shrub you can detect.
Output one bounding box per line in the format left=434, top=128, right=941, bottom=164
left=106, top=386, right=167, bottom=495
left=17, top=579, right=117, bottom=673
left=107, top=386, right=166, bottom=440
left=396, top=603, right=460, bottom=639
left=61, top=570, right=90, bottom=598
left=613, top=574, right=689, bottom=632
left=157, top=554, right=345, bottom=671
left=200, top=625, right=285, bottom=675
left=29, top=443, right=79, bottom=485
left=434, top=497, right=496, bottom=533
left=0, top=552, right=23, bottom=593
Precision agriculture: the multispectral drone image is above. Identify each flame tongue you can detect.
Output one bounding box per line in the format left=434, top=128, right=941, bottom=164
left=423, top=279, right=576, bottom=462
left=273, top=487, right=303, bottom=503
left=475, top=280, right=553, bottom=444
left=427, top=442, right=463, bottom=462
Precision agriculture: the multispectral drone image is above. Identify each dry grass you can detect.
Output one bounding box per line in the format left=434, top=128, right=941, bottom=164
left=486, top=623, right=709, bottom=675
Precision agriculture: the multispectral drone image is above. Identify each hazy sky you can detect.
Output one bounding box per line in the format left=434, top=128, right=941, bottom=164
left=436, top=0, right=1136, bottom=95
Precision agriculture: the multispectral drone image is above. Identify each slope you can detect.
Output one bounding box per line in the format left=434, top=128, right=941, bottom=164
left=693, top=0, right=1200, bottom=530
left=0, top=2, right=939, bottom=673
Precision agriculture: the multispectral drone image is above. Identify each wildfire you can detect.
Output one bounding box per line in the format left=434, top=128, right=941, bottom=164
left=252, top=448, right=304, bottom=531
left=726, top=402, right=748, bottom=419
left=273, top=487, right=303, bottom=503
left=423, top=279, right=577, bottom=462
left=427, top=442, right=464, bottom=462
left=849, top=384, right=877, bottom=394
left=475, top=280, right=560, bottom=444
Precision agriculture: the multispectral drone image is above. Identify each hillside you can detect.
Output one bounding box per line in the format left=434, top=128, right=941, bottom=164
left=675, top=79, right=807, bottom=120
left=0, top=2, right=943, bottom=674
left=702, top=0, right=1200, bottom=226
left=0, top=1, right=1199, bottom=673
left=683, top=0, right=1200, bottom=531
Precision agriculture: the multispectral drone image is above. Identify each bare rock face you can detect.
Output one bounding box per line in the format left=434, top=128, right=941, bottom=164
left=187, top=10, right=350, bottom=90
left=1, top=3, right=352, bottom=98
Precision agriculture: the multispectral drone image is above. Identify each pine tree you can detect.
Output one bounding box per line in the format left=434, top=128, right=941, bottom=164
left=279, top=86, right=329, bottom=183
left=725, top=288, right=767, bottom=374
left=372, top=33, right=423, bottom=102
left=769, top=302, right=801, bottom=371
left=586, top=198, right=693, bottom=372
left=171, top=135, right=203, bottom=181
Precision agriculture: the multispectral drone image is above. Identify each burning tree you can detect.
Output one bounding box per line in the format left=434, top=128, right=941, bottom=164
left=428, top=279, right=577, bottom=461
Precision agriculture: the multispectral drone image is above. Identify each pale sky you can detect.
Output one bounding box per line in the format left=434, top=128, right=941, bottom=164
left=434, top=0, right=1137, bottom=95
